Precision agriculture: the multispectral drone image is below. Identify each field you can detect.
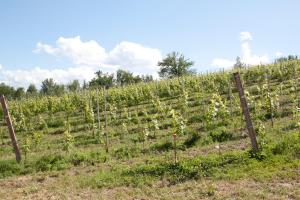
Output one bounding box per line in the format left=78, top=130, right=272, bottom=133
left=0, top=61, right=299, bottom=199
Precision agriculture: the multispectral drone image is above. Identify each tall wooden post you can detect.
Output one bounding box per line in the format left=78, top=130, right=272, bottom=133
left=96, top=88, right=101, bottom=133
left=233, top=73, right=259, bottom=152
left=0, top=95, right=22, bottom=162
left=265, top=72, right=274, bottom=127
left=103, top=87, right=109, bottom=153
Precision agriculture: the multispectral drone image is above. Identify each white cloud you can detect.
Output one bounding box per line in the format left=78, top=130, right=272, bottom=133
left=241, top=42, right=269, bottom=65
left=211, top=32, right=270, bottom=69
left=275, top=51, right=283, bottom=57
left=0, top=65, right=99, bottom=88
left=34, top=36, right=162, bottom=74
left=107, top=41, right=162, bottom=74
left=0, top=36, right=162, bottom=88
left=35, top=36, right=108, bottom=66
left=211, top=59, right=235, bottom=69
left=239, top=31, right=253, bottom=41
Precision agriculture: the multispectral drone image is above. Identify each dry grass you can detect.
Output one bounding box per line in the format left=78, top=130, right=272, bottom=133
left=0, top=166, right=299, bottom=200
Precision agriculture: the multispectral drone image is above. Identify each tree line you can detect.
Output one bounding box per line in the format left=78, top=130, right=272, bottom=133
left=1, top=51, right=297, bottom=100
left=0, top=51, right=195, bottom=99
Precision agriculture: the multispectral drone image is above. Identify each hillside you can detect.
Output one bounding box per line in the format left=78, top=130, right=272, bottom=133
left=0, top=60, right=299, bottom=199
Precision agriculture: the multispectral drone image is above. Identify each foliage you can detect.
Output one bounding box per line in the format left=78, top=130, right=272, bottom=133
left=158, top=52, right=195, bottom=79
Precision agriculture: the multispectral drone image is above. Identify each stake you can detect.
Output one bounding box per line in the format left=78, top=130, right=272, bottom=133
left=228, top=76, right=232, bottom=113
left=96, top=88, right=101, bottom=138
left=104, top=87, right=109, bottom=153
left=233, top=72, right=259, bottom=152
left=0, top=95, right=22, bottom=162
left=173, top=133, right=177, bottom=164
left=265, top=72, right=274, bottom=127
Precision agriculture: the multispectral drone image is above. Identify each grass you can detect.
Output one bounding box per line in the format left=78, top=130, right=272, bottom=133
left=0, top=62, right=300, bottom=199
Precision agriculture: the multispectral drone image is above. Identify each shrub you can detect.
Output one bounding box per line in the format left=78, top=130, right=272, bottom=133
left=113, top=147, right=140, bottom=159
left=150, top=141, right=173, bottom=152
left=70, top=152, right=88, bottom=166
left=209, top=127, right=233, bottom=143
left=35, top=154, right=69, bottom=172
left=0, top=160, right=23, bottom=178
left=183, top=131, right=201, bottom=148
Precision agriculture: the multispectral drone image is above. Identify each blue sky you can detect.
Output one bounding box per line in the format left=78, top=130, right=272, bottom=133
left=1, top=0, right=300, bottom=87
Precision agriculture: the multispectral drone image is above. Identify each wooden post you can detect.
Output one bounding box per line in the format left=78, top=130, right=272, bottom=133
left=173, top=133, right=177, bottom=164
left=228, top=76, right=232, bottom=113
left=96, top=88, right=101, bottom=134
left=233, top=72, right=259, bottom=152
left=265, top=72, right=274, bottom=127
left=104, top=87, right=109, bottom=153
left=0, top=95, right=22, bottom=162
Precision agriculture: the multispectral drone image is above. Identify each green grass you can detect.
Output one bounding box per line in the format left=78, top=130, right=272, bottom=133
left=0, top=61, right=300, bottom=199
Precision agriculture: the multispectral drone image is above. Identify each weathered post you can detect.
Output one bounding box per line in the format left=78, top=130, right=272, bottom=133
left=173, top=133, right=177, bottom=164
left=233, top=72, right=259, bottom=152
left=96, top=88, right=101, bottom=134
left=103, top=87, right=109, bottom=153
left=265, top=72, right=274, bottom=127
left=0, top=95, right=22, bottom=162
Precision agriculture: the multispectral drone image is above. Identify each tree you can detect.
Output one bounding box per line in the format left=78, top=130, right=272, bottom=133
left=233, top=56, right=245, bottom=69
left=141, top=75, right=153, bottom=82
left=41, top=78, right=56, bottom=95
left=26, top=84, right=38, bottom=96
left=116, top=69, right=153, bottom=86
left=0, top=83, right=15, bottom=99
left=14, top=87, right=25, bottom=99
left=89, top=71, right=114, bottom=88
left=41, top=78, right=65, bottom=96
left=116, top=69, right=135, bottom=86
left=275, top=55, right=299, bottom=63
left=67, top=80, right=80, bottom=92
left=158, top=52, right=195, bottom=79
left=53, top=84, right=65, bottom=96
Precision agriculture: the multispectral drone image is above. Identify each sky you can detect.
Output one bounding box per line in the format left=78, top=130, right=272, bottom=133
left=1, top=0, right=300, bottom=88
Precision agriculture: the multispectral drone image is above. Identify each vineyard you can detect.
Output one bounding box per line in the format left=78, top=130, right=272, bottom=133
left=0, top=60, right=300, bottom=199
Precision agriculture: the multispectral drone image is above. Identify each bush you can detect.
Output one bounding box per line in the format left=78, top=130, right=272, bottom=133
left=70, top=152, right=88, bottom=166
left=47, top=118, right=65, bottom=128
left=113, top=147, right=140, bottom=159
left=187, top=115, right=203, bottom=124
left=272, top=133, right=299, bottom=156
left=0, top=160, right=23, bottom=178
left=150, top=141, right=173, bottom=152
left=183, top=131, right=201, bottom=148
left=35, top=154, right=69, bottom=172
left=209, top=127, right=233, bottom=143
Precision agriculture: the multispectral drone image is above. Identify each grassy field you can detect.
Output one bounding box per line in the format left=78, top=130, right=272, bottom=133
left=0, top=62, right=299, bottom=199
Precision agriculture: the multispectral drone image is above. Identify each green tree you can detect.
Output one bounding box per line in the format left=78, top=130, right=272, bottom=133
left=14, top=87, right=25, bottom=99
left=26, top=84, right=38, bottom=96
left=67, top=80, right=80, bottom=92
left=116, top=69, right=135, bottom=86
left=0, top=83, right=15, bottom=99
left=89, top=71, right=114, bottom=88
left=233, top=56, right=245, bottom=69
left=41, top=78, right=65, bottom=96
left=158, top=52, right=195, bottom=79
left=41, top=78, right=56, bottom=95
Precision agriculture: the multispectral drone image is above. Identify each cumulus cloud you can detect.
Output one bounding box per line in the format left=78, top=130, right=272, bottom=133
left=34, top=36, right=161, bottom=71
left=0, top=36, right=162, bottom=88
left=241, top=42, right=269, bottom=65
left=211, top=59, right=235, bottom=69
left=0, top=65, right=99, bottom=88
left=239, top=31, right=253, bottom=41
left=275, top=51, right=283, bottom=57
left=211, top=31, right=270, bottom=69
left=35, top=36, right=108, bottom=67
left=107, top=41, right=162, bottom=74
